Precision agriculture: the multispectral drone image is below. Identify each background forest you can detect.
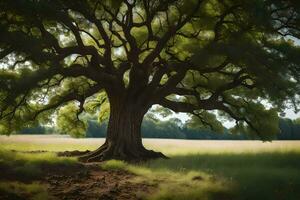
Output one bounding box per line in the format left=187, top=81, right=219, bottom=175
left=20, top=115, right=300, bottom=140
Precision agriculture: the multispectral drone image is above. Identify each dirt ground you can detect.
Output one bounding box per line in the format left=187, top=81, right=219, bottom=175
left=0, top=151, right=155, bottom=200
left=43, top=163, right=153, bottom=200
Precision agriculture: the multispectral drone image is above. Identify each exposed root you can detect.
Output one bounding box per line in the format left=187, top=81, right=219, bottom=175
left=57, top=142, right=169, bottom=163
left=78, top=143, right=169, bottom=163
left=57, top=150, right=91, bottom=157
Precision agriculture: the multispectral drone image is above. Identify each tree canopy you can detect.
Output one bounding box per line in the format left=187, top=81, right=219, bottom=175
left=1, top=0, right=300, bottom=142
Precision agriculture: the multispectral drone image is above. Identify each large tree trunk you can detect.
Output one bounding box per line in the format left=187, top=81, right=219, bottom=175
left=79, top=96, right=167, bottom=162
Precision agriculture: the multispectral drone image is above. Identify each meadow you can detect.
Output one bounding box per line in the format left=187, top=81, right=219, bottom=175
left=0, top=135, right=300, bottom=200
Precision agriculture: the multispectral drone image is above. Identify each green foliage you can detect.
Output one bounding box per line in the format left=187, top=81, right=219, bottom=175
left=97, top=101, right=110, bottom=123
left=56, top=102, right=87, bottom=138
left=294, top=118, right=300, bottom=125
left=0, top=0, right=299, bottom=141
left=83, top=91, right=110, bottom=122
left=228, top=103, right=280, bottom=140
left=186, top=111, right=224, bottom=133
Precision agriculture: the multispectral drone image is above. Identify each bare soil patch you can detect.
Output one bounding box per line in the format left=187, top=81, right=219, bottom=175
left=56, top=150, right=91, bottom=157
left=43, top=163, right=152, bottom=200
left=0, top=151, right=155, bottom=200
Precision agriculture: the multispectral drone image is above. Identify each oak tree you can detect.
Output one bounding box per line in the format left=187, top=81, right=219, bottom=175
left=0, top=0, right=300, bottom=161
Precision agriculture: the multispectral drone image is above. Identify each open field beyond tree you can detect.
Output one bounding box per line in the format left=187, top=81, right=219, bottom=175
left=0, top=135, right=300, bottom=200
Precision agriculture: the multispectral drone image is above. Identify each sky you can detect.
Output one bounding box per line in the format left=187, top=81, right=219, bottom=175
left=283, top=109, right=300, bottom=119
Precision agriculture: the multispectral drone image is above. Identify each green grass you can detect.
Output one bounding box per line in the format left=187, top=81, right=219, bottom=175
left=100, top=152, right=300, bottom=200
left=0, top=182, right=48, bottom=200
left=102, top=160, right=234, bottom=200
left=140, top=152, right=300, bottom=200
left=101, top=140, right=300, bottom=200
left=0, top=150, right=76, bottom=200
left=1, top=135, right=300, bottom=200
left=0, top=137, right=78, bottom=199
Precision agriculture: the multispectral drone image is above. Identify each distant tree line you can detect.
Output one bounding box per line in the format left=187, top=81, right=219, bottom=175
left=19, top=117, right=300, bottom=140
left=277, top=118, right=300, bottom=140
left=20, top=125, right=54, bottom=135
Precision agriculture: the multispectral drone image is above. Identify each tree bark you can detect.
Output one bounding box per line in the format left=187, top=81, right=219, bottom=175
left=79, top=95, right=168, bottom=162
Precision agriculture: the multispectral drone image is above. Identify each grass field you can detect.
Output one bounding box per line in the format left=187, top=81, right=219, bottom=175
left=1, top=135, right=300, bottom=200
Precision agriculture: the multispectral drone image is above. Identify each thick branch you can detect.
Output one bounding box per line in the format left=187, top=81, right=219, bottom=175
left=142, top=0, right=202, bottom=67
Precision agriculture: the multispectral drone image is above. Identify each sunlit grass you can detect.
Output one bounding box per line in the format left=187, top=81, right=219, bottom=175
left=0, top=150, right=76, bottom=188
left=141, top=152, right=300, bottom=200
left=100, top=139, right=300, bottom=200
left=143, top=139, right=300, bottom=155
left=0, top=149, right=76, bottom=165
left=102, top=160, right=234, bottom=200
left=0, top=138, right=78, bottom=200
left=100, top=152, right=300, bottom=200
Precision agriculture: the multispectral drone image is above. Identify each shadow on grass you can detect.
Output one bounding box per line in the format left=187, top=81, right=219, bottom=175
left=0, top=150, right=78, bottom=182
left=1, top=148, right=300, bottom=200
left=141, top=152, right=300, bottom=200
left=0, top=150, right=80, bottom=200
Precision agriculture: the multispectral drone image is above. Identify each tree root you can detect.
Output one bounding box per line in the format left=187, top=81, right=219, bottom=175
left=57, top=150, right=91, bottom=157
left=77, top=143, right=169, bottom=163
